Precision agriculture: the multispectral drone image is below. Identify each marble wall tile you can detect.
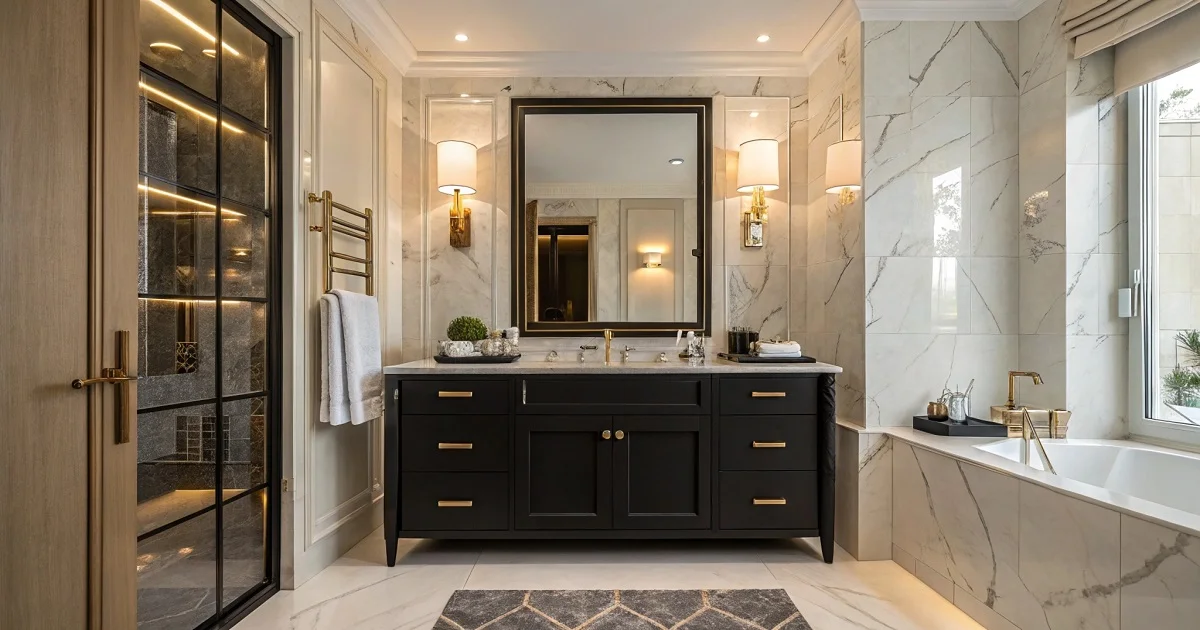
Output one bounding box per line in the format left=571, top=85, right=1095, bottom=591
left=865, top=257, right=971, bottom=334
left=964, top=257, right=1019, bottom=335
left=1017, top=0, right=1068, bottom=94
left=1065, top=251, right=1100, bottom=336
left=971, top=22, right=1019, bottom=97
left=1120, top=515, right=1200, bottom=629
left=1015, top=482, right=1120, bottom=630
left=909, top=22, right=971, bottom=97
left=1065, top=334, right=1127, bottom=438
left=727, top=265, right=789, bottom=342
left=971, top=97, right=1019, bottom=257
left=856, top=432, right=892, bottom=560
left=1016, top=334, right=1066, bottom=408
left=1019, top=254, right=1065, bottom=334
left=864, top=22, right=910, bottom=97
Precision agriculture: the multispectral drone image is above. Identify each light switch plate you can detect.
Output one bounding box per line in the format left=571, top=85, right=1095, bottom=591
left=1118, top=288, right=1133, bottom=318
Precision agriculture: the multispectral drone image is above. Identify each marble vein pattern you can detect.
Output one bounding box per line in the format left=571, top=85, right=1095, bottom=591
left=1119, top=515, right=1200, bottom=629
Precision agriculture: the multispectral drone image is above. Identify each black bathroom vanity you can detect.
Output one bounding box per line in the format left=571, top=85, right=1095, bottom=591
left=382, top=360, right=840, bottom=565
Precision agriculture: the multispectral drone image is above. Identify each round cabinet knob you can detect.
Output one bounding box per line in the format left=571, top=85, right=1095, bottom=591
left=601, top=430, right=612, bottom=440
left=615, top=430, right=625, bottom=440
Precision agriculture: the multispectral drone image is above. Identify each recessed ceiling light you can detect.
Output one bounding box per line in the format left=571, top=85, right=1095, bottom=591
left=668, top=158, right=685, bottom=165
left=202, top=48, right=216, bottom=57
left=750, top=111, right=760, bottom=118
left=149, top=42, right=183, bottom=53
left=460, top=93, right=470, bottom=98
left=455, top=33, right=469, bottom=42
left=757, top=34, right=771, bottom=43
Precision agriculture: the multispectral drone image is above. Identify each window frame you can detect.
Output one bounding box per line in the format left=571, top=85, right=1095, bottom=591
left=1129, top=81, right=1200, bottom=445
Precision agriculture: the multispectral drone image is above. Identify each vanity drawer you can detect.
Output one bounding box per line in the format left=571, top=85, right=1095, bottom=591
left=719, top=416, right=818, bottom=471
left=718, top=471, right=817, bottom=530
left=400, top=472, right=508, bottom=531
left=401, top=416, right=509, bottom=472
left=519, top=376, right=709, bottom=415
left=401, top=380, right=509, bottom=415
left=718, top=377, right=818, bottom=415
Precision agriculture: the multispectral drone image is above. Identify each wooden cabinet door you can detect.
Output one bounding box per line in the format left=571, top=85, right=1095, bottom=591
left=515, top=416, right=613, bottom=529
left=613, top=415, right=711, bottom=529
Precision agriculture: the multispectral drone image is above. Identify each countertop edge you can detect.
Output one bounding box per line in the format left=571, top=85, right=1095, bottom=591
left=383, top=358, right=843, bottom=375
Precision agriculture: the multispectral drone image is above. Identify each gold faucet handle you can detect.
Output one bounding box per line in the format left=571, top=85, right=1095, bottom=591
left=604, top=329, right=613, bottom=341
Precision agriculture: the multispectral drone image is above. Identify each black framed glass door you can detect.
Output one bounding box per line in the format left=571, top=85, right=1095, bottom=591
left=134, top=0, right=281, bottom=627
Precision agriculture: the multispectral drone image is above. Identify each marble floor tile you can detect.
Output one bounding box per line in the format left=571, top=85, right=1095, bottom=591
left=234, top=531, right=984, bottom=630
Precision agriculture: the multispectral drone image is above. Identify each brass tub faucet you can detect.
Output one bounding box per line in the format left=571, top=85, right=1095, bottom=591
left=1006, top=371, right=1043, bottom=409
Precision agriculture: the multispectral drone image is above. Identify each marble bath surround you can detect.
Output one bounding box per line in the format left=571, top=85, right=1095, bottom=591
left=873, top=425, right=1200, bottom=630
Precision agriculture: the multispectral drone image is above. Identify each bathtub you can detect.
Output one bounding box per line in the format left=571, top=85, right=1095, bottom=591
left=975, top=438, right=1200, bottom=517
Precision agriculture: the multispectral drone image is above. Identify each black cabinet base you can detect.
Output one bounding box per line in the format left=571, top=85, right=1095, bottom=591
left=385, top=529, right=831, bottom=566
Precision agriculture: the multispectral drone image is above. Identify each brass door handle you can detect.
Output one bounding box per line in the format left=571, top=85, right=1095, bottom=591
left=438, top=391, right=473, bottom=398
left=751, top=392, right=787, bottom=398
left=71, top=330, right=134, bottom=444
left=753, top=498, right=787, bottom=506
left=601, top=430, right=612, bottom=440
left=615, top=430, right=625, bottom=440
left=437, top=442, right=473, bottom=450
left=752, top=441, right=787, bottom=448
left=437, top=500, right=473, bottom=508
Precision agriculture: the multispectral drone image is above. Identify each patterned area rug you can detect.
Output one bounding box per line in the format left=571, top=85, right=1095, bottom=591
left=432, top=589, right=812, bottom=630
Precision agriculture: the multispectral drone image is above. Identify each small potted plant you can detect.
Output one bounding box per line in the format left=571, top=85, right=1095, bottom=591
left=442, top=316, right=488, bottom=357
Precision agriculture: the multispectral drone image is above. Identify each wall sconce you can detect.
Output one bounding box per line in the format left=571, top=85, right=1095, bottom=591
left=436, top=140, right=477, bottom=248
left=641, top=251, right=663, bottom=268
left=736, top=138, right=779, bottom=248
left=825, top=95, right=862, bottom=206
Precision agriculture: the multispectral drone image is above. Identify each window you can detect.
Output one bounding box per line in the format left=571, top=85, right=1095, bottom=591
left=1132, top=62, right=1200, bottom=442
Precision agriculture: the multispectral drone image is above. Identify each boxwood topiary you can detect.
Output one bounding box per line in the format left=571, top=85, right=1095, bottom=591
left=446, top=316, right=488, bottom=342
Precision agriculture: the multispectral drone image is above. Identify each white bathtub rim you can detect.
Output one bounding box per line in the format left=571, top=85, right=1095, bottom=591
left=867, top=425, right=1200, bottom=538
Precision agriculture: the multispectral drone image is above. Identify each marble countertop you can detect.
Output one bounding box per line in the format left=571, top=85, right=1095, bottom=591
left=837, top=421, right=1200, bottom=538
left=384, top=357, right=843, bottom=375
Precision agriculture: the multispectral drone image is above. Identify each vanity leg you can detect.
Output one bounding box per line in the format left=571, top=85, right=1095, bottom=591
left=818, top=373, right=836, bottom=564
left=384, top=381, right=400, bottom=567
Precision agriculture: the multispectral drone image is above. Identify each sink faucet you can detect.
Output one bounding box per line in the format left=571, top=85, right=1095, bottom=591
left=1006, top=371, right=1043, bottom=409
left=604, top=329, right=614, bottom=363
left=621, top=345, right=636, bottom=363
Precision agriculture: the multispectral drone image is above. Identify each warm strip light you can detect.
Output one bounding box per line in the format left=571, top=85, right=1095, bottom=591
left=139, top=298, right=246, bottom=304
left=139, top=81, right=244, bottom=134
left=149, top=42, right=183, bottom=52
left=138, top=184, right=245, bottom=217
left=147, top=0, right=240, bottom=56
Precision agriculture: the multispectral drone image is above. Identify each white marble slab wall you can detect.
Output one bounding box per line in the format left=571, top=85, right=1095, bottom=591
left=806, top=24, right=866, bottom=426
left=861, top=21, right=1021, bottom=428
left=1018, top=0, right=1128, bottom=437
left=400, top=77, right=807, bottom=359
left=834, top=426, right=892, bottom=560
left=892, top=439, right=1199, bottom=630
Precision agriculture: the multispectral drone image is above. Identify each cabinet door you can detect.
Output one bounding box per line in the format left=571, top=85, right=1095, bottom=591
left=515, top=416, right=613, bottom=529
left=613, top=415, right=711, bottom=529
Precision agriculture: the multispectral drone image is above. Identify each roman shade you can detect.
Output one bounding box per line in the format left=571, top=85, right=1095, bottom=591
left=1065, top=0, right=1200, bottom=93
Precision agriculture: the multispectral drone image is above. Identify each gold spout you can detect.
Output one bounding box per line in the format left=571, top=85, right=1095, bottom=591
left=604, top=329, right=613, bottom=364
left=1006, top=371, right=1043, bottom=409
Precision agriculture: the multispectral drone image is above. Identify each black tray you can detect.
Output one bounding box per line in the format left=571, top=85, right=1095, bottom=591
left=913, top=415, right=1007, bottom=437
left=433, top=354, right=521, bottom=364
left=717, top=353, right=816, bottom=363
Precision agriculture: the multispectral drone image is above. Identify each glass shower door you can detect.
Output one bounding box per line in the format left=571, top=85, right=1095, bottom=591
left=134, top=1, right=279, bottom=627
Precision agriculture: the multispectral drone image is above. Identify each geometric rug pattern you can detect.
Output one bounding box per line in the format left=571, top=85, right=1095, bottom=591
left=432, top=589, right=812, bottom=630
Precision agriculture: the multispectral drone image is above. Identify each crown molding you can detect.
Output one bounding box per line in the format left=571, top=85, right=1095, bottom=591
left=799, top=0, right=861, bottom=73
left=856, top=0, right=1041, bottom=21
left=406, top=51, right=808, bottom=77
left=334, top=0, right=418, bottom=72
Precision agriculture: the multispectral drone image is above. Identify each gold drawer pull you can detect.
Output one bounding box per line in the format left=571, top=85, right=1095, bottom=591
left=753, top=498, right=787, bottom=506
left=437, top=500, right=474, bottom=508
left=751, top=392, right=787, bottom=398
left=752, top=441, right=787, bottom=448
left=438, top=442, right=474, bottom=450
left=438, top=391, right=474, bottom=398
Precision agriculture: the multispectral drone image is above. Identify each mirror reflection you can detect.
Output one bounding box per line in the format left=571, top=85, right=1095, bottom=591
left=523, top=111, right=702, bottom=325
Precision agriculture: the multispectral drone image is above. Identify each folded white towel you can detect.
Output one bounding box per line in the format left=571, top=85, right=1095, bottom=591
left=332, top=290, right=384, bottom=425
left=319, top=294, right=351, bottom=426
left=756, top=340, right=802, bottom=355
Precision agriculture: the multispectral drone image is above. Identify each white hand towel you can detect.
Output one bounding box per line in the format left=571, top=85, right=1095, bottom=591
left=756, top=340, right=803, bottom=355
left=332, top=290, right=384, bottom=425
left=319, top=293, right=351, bottom=426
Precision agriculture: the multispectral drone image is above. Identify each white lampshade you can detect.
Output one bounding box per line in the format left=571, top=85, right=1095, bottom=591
left=825, top=140, right=862, bottom=193
left=736, top=139, right=780, bottom=193
left=642, top=251, right=663, bottom=268
left=436, top=140, right=478, bottom=195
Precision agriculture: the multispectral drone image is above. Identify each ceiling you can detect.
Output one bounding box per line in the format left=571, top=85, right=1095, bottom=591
left=339, top=0, right=1040, bottom=76
left=380, top=0, right=841, bottom=53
